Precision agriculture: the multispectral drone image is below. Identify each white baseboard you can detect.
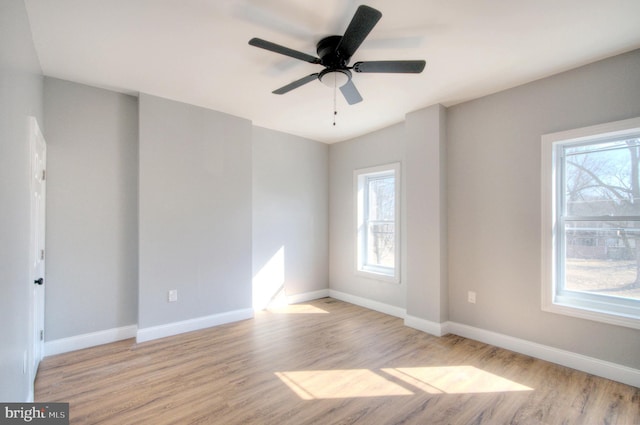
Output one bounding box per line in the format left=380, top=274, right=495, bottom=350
left=329, top=289, right=406, bottom=319
left=42, top=294, right=639, bottom=389
left=404, top=315, right=449, bottom=337
left=44, top=325, right=137, bottom=357
left=136, top=308, right=254, bottom=343
left=324, top=291, right=640, bottom=388
left=446, top=321, right=640, bottom=389
left=287, top=289, right=330, bottom=304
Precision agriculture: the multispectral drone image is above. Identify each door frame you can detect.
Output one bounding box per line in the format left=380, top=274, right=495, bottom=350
left=28, top=116, right=46, bottom=394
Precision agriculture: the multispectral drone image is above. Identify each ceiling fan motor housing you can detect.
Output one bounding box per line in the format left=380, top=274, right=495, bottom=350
left=317, top=35, right=348, bottom=68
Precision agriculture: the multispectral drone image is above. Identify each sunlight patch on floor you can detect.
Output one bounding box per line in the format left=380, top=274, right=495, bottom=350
left=276, top=366, right=533, bottom=400
left=382, top=366, right=533, bottom=394
left=275, top=369, right=414, bottom=400
left=267, top=304, right=329, bottom=314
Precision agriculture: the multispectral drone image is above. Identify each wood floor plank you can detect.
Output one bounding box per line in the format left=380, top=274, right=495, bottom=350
left=35, top=298, right=640, bottom=424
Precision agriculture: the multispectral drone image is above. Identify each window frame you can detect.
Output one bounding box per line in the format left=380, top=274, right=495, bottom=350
left=354, top=163, right=401, bottom=283
left=541, top=117, right=640, bottom=329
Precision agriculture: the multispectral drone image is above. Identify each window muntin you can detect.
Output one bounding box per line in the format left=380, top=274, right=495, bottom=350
left=563, top=138, right=640, bottom=217
left=542, top=118, right=640, bottom=329
left=356, top=164, right=400, bottom=282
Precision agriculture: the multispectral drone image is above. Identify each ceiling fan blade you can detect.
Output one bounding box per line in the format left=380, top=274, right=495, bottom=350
left=273, top=73, right=319, bottom=94
left=340, top=80, right=363, bottom=105
left=249, top=38, right=321, bottom=64
left=353, top=60, right=426, bottom=73
left=336, top=5, right=382, bottom=61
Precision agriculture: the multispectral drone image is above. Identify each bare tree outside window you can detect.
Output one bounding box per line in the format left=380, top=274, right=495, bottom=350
left=366, top=176, right=395, bottom=268
left=355, top=163, right=399, bottom=281
left=563, top=138, right=640, bottom=300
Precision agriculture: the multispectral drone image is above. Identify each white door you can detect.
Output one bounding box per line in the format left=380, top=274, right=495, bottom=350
left=29, top=117, right=46, bottom=385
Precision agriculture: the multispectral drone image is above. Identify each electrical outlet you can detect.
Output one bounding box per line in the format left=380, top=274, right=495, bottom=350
left=468, top=291, right=476, bottom=304
left=168, top=289, right=178, bottom=302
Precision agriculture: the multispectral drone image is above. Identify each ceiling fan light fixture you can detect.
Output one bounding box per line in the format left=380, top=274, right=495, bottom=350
left=319, top=69, right=351, bottom=88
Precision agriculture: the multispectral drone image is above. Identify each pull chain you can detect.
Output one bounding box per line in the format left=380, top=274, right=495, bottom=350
left=333, top=73, right=338, bottom=126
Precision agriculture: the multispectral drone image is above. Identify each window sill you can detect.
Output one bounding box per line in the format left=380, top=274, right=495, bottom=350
left=356, top=269, right=400, bottom=284
left=542, top=297, right=640, bottom=330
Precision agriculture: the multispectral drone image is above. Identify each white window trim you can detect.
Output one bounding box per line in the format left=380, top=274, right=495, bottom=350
left=541, top=116, right=640, bottom=329
left=354, top=162, right=401, bottom=283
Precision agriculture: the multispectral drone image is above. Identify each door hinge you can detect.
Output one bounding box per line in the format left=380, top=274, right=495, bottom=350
left=40, top=249, right=45, bottom=260
left=40, top=330, right=44, bottom=341
left=42, top=169, right=46, bottom=181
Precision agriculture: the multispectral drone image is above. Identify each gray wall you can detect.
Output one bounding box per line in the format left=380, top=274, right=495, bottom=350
left=252, top=127, right=329, bottom=307
left=138, top=94, right=252, bottom=329
left=329, top=123, right=407, bottom=308
left=447, top=49, right=640, bottom=369
left=405, top=105, right=448, bottom=324
left=328, top=50, right=639, bottom=369
left=328, top=105, right=449, bottom=328
left=43, top=78, right=138, bottom=340
left=0, top=0, right=43, bottom=401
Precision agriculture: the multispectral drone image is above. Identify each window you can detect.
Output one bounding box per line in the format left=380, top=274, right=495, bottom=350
left=542, top=117, right=640, bottom=329
left=355, top=163, right=400, bottom=282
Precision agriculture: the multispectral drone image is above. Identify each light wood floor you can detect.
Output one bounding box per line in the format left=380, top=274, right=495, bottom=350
left=36, top=298, right=639, bottom=424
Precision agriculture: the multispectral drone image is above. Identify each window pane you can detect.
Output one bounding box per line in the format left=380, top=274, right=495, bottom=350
left=564, top=138, right=640, bottom=216
left=367, top=176, right=395, bottom=221
left=356, top=164, right=399, bottom=281
left=364, top=174, right=395, bottom=270
left=366, top=222, right=395, bottom=268
left=564, top=220, right=640, bottom=301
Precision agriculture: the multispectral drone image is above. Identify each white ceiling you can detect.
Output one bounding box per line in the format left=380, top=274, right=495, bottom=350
left=24, top=0, right=640, bottom=143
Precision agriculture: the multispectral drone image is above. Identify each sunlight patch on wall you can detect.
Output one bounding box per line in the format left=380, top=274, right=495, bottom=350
left=275, top=369, right=413, bottom=400
left=253, top=246, right=286, bottom=310
left=381, top=366, right=533, bottom=394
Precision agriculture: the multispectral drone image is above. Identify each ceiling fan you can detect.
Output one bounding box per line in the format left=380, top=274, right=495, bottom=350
left=248, top=5, right=426, bottom=105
